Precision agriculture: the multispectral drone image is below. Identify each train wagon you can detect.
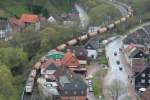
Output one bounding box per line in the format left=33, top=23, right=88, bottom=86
left=56, top=44, right=67, bottom=51
left=33, top=61, right=41, bottom=70
left=25, top=77, right=35, bottom=93
left=29, top=69, right=37, bottom=78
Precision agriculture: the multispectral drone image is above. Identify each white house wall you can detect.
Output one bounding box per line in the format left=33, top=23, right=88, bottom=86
left=87, top=49, right=98, bottom=59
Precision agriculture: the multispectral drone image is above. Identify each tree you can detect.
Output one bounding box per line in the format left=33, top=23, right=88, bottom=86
left=107, top=79, right=127, bottom=100
left=0, top=47, right=28, bottom=75
left=0, top=64, right=17, bottom=100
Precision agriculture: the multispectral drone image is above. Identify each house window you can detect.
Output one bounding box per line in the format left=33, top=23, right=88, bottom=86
left=65, top=91, right=68, bottom=94
left=148, top=80, right=150, bottom=84
left=141, top=79, right=145, bottom=83
left=74, top=91, right=77, bottom=95
left=74, top=96, right=78, bottom=100
left=81, top=91, right=84, bottom=94
left=148, top=74, right=150, bottom=77
left=142, top=73, right=145, bottom=77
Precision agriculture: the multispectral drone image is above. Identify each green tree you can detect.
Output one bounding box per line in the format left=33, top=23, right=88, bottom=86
left=0, top=64, right=17, bottom=100
left=0, top=47, right=28, bottom=75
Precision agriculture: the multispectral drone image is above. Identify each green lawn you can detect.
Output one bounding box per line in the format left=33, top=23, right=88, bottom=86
left=92, top=68, right=107, bottom=97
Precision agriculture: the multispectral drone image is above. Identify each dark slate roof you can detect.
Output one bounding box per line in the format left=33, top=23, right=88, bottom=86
left=47, top=63, right=57, bottom=70
left=83, top=37, right=100, bottom=50
left=123, top=29, right=148, bottom=45
left=143, top=25, right=150, bottom=34
left=63, top=79, right=87, bottom=90
left=66, top=46, right=88, bottom=60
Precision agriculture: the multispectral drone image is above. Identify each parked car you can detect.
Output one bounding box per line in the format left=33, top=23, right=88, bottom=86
left=114, top=52, right=117, bottom=56
left=89, top=87, right=94, bottom=92
left=119, top=67, right=123, bottom=71
left=116, top=61, right=120, bottom=65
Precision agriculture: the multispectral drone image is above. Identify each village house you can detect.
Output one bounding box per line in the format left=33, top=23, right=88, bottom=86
left=67, top=46, right=88, bottom=65
left=83, top=37, right=100, bottom=60
left=134, top=63, right=150, bottom=93
left=123, top=44, right=145, bottom=65
left=48, top=16, right=56, bottom=23
left=62, top=50, right=87, bottom=75
left=9, top=17, right=25, bottom=32
left=0, top=17, right=12, bottom=40
left=20, top=14, right=40, bottom=30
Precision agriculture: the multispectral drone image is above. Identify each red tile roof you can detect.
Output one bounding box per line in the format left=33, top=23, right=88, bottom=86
left=62, top=51, right=80, bottom=68
left=20, top=14, right=39, bottom=23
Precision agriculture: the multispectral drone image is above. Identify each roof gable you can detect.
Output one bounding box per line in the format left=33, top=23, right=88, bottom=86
left=20, top=14, right=39, bottom=23
left=83, top=37, right=100, bottom=50
left=62, top=51, right=80, bottom=67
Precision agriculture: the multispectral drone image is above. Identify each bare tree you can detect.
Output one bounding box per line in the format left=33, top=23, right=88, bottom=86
left=107, top=79, right=127, bottom=100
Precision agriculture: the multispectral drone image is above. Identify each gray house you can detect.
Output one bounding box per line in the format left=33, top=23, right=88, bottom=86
left=0, top=17, right=12, bottom=40
left=83, top=37, right=100, bottom=59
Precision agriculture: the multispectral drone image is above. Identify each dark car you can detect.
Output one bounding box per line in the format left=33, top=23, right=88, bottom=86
left=114, top=52, right=117, bottom=56
left=119, top=67, right=123, bottom=71
left=116, top=61, right=120, bottom=65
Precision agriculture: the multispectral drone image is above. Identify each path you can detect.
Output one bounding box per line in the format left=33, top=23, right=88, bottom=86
left=75, top=4, right=89, bottom=28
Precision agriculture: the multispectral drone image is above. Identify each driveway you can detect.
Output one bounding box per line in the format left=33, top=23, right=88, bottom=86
left=86, top=62, right=101, bottom=100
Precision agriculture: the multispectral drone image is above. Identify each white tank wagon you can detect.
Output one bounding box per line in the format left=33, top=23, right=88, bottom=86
left=120, top=17, right=127, bottom=22
left=78, top=34, right=88, bottom=41
left=114, top=20, right=121, bottom=25
left=88, top=31, right=98, bottom=37
left=67, top=39, right=78, bottom=46
left=33, top=61, right=42, bottom=70
left=99, top=27, right=108, bottom=33
left=56, top=44, right=67, bottom=51
left=108, top=23, right=115, bottom=29
left=25, top=77, right=35, bottom=93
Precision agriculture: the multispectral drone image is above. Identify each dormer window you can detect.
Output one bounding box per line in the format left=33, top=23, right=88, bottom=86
left=141, top=79, right=145, bottom=83
left=74, top=91, right=77, bottom=95
left=148, top=80, right=150, bottom=84
left=81, top=91, right=84, bottom=94
left=79, top=52, right=83, bottom=55
left=142, top=73, right=145, bottom=77
left=65, top=91, right=68, bottom=94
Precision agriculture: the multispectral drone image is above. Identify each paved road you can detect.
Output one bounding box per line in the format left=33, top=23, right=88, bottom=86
left=104, top=36, right=137, bottom=100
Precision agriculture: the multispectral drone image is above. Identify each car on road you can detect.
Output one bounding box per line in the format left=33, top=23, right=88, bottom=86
left=116, top=61, right=120, bottom=65
left=114, top=52, right=117, bottom=56
left=119, top=67, right=123, bottom=71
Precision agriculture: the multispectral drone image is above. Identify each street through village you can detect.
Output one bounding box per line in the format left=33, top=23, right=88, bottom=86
left=104, top=36, right=137, bottom=100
